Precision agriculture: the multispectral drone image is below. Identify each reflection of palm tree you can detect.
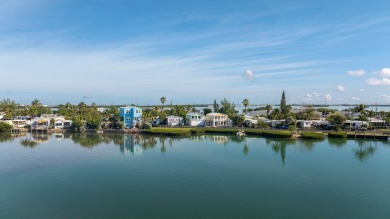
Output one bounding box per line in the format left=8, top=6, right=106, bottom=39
left=354, top=141, right=376, bottom=162
left=20, top=137, right=38, bottom=148
left=243, top=138, right=249, bottom=155
left=267, top=139, right=296, bottom=166
left=328, top=138, right=348, bottom=148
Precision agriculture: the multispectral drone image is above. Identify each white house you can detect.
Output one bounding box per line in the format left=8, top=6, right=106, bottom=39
left=167, top=116, right=183, bottom=126
left=205, top=113, right=231, bottom=127
left=297, top=120, right=313, bottom=129
left=343, top=120, right=369, bottom=130
left=54, top=119, right=73, bottom=129
left=244, top=116, right=270, bottom=127
left=186, top=113, right=205, bottom=127
left=3, top=119, right=29, bottom=128
left=0, top=112, right=5, bottom=119
left=368, top=118, right=387, bottom=129
left=31, top=118, right=50, bottom=129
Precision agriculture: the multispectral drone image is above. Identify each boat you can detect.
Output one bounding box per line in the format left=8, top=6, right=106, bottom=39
left=237, top=129, right=246, bottom=137
left=96, top=130, right=104, bottom=134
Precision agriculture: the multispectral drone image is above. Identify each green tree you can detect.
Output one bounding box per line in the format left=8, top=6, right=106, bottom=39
left=0, top=99, right=18, bottom=119
left=280, top=90, right=287, bottom=116
left=71, top=117, right=85, bottom=133
left=219, top=98, right=237, bottom=118
left=203, top=108, right=212, bottom=115
left=86, top=109, right=103, bottom=130
left=269, top=108, right=283, bottom=120
left=256, top=119, right=269, bottom=129
left=0, top=122, right=13, bottom=132
left=242, top=99, right=249, bottom=114
left=213, top=99, right=219, bottom=112
left=265, top=105, right=272, bottom=117
left=327, top=113, right=347, bottom=126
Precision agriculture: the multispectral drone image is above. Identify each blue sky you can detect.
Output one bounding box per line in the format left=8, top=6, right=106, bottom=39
left=1, top=0, right=390, bottom=106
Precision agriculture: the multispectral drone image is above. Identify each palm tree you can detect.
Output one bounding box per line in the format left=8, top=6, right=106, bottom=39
left=160, top=97, right=166, bottom=111
left=242, top=99, right=249, bottom=114
left=265, top=105, right=272, bottom=117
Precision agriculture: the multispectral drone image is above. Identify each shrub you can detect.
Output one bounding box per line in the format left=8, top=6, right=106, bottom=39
left=261, top=130, right=293, bottom=138
left=0, top=122, right=12, bottom=133
left=142, top=122, right=152, bottom=129
left=204, top=128, right=237, bottom=135
left=191, top=128, right=205, bottom=135
left=245, top=129, right=293, bottom=138
left=328, top=132, right=347, bottom=138
left=301, top=131, right=325, bottom=140
left=143, top=128, right=191, bottom=136
left=288, top=125, right=297, bottom=132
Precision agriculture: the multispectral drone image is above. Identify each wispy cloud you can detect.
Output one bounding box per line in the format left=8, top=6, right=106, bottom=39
left=375, top=68, right=390, bottom=77
left=347, top=69, right=365, bottom=76
left=366, top=77, right=390, bottom=86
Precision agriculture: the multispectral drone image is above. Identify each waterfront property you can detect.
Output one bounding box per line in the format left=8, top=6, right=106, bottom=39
left=31, top=118, right=50, bottom=129
left=119, top=106, right=142, bottom=128
left=3, top=119, right=29, bottom=128
left=205, top=113, right=231, bottom=127
left=369, top=118, right=388, bottom=129
left=343, top=120, right=369, bottom=130
left=1, top=134, right=390, bottom=219
left=186, top=112, right=205, bottom=127
left=166, top=115, right=183, bottom=126
left=54, top=119, right=73, bottom=129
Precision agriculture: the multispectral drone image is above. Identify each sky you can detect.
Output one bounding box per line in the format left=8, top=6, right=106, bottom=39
left=0, top=0, right=390, bottom=106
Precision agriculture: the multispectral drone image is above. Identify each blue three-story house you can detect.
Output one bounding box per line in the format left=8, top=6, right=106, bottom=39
left=119, top=107, right=142, bottom=128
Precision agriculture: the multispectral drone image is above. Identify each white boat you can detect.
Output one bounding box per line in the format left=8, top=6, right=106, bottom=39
left=237, top=129, right=246, bottom=137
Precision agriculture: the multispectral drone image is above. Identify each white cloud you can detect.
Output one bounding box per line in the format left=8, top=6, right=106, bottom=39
left=306, top=93, right=312, bottom=98
left=366, top=77, right=390, bottom=86
left=347, top=69, right=365, bottom=76
left=312, top=92, right=319, bottom=97
left=352, top=97, right=360, bottom=100
left=375, top=68, right=390, bottom=77
left=242, top=69, right=254, bottom=81
left=325, top=94, right=332, bottom=101
left=337, top=85, right=345, bottom=91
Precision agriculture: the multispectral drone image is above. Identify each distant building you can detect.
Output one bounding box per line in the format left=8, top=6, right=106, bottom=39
left=186, top=113, right=205, bottom=127
left=119, top=107, right=142, bottom=128
left=54, top=119, right=73, bottom=129
left=166, top=115, right=183, bottom=126
left=205, top=113, right=231, bottom=127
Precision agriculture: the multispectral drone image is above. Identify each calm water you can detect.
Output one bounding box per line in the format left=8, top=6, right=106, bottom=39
left=1, top=133, right=390, bottom=219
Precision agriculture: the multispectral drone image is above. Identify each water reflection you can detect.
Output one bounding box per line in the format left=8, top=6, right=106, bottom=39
left=328, top=138, right=348, bottom=148
left=266, top=139, right=297, bottom=165
left=0, top=133, right=14, bottom=143
left=354, top=139, right=377, bottom=162
left=120, top=135, right=142, bottom=155
left=20, top=137, right=38, bottom=148
left=1, top=133, right=385, bottom=162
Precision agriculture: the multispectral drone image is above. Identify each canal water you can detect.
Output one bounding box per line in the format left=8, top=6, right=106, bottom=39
left=1, top=133, right=389, bottom=219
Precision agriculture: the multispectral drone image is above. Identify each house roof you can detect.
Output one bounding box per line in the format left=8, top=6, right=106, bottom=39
left=206, top=113, right=227, bottom=116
